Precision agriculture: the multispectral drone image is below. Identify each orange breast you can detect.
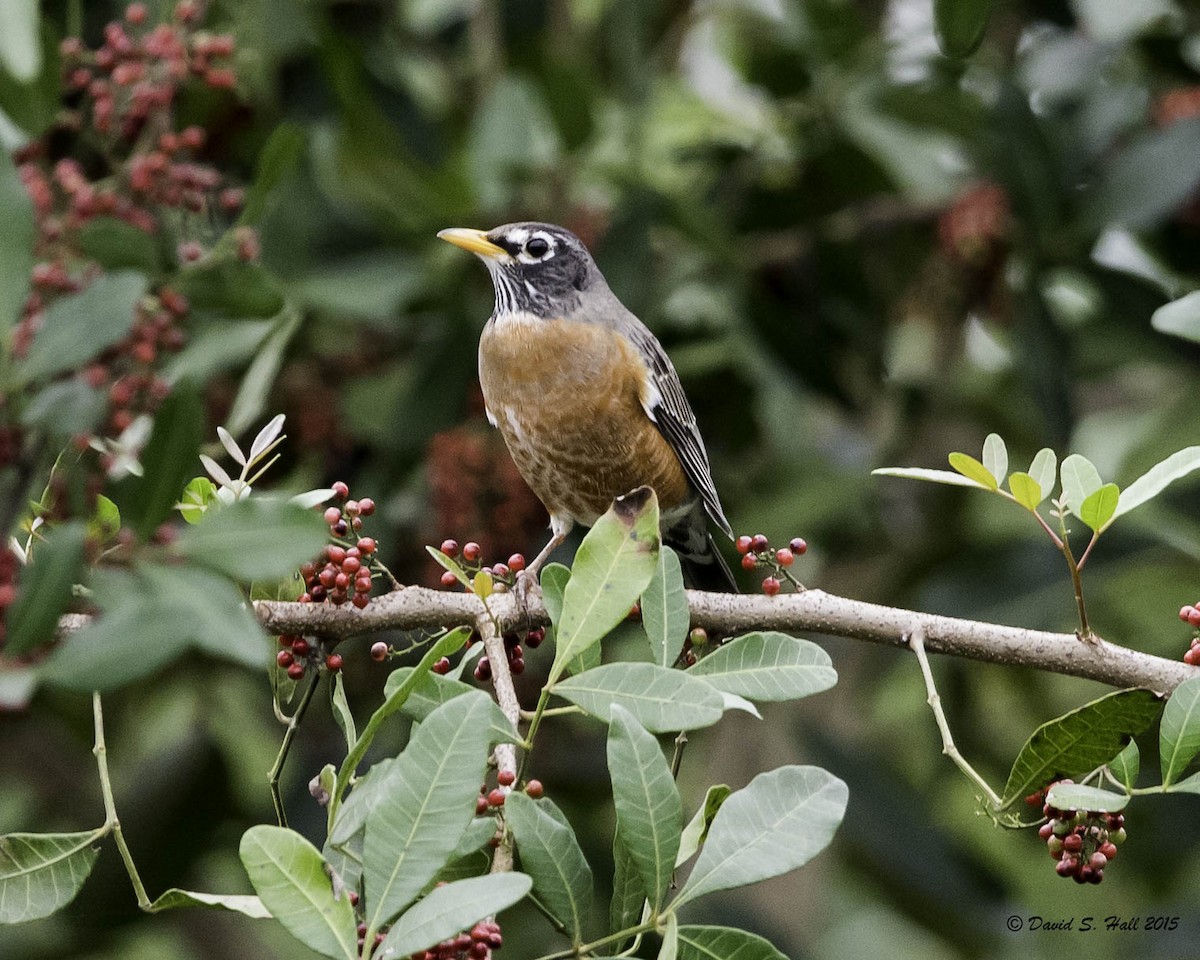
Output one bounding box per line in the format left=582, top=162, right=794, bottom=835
left=479, top=315, right=690, bottom=526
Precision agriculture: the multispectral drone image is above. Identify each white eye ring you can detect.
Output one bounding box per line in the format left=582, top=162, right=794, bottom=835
left=515, top=232, right=554, bottom=263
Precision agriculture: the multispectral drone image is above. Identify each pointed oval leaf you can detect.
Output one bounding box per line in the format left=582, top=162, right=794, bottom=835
left=1045, top=783, right=1129, bottom=813
left=609, top=826, right=646, bottom=949
left=1108, top=740, right=1139, bottom=791
left=982, top=433, right=1008, bottom=485
left=0, top=829, right=103, bottom=923
left=1166, top=770, right=1200, bottom=794
left=199, top=453, right=234, bottom=489
left=0, top=149, right=35, bottom=334
left=871, top=467, right=984, bottom=488
left=550, top=487, right=660, bottom=684
left=675, top=785, right=731, bottom=869
left=540, top=562, right=570, bottom=625
left=1029, top=448, right=1058, bottom=499
left=239, top=826, right=357, bottom=960
left=687, top=632, right=837, bottom=703
left=642, top=546, right=689, bottom=668
left=1113, top=446, right=1200, bottom=520
left=933, top=0, right=994, bottom=59
left=673, top=766, right=848, bottom=908
left=947, top=452, right=998, bottom=490
left=1080, top=483, right=1120, bottom=532
left=678, top=925, right=788, bottom=960
left=658, top=911, right=679, bottom=960
left=607, top=705, right=682, bottom=913
left=177, top=498, right=329, bottom=581
left=5, top=521, right=86, bottom=656
left=1000, top=688, right=1162, bottom=807
left=124, top=382, right=204, bottom=538
left=554, top=663, right=725, bottom=733
left=147, top=888, right=272, bottom=918
left=1160, top=676, right=1200, bottom=787
left=377, top=873, right=531, bottom=958
left=365, top=692, right=496, bottom=928
left=216, top=426, right=246, bottom=466
left=249, top=413, right=287, bottom=463
left=1152, top=290, right=1200, bottom=343
left=1007, top=472, right=1043, bottom=511
left=1059, top=454, right=1103, bottom=518
left=504, top=793, right=593, bottom=945
left=425, top=546, right=472, bottom=590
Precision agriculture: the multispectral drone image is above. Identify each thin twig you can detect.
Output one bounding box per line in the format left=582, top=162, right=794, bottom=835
left=93, top=691, right=151, bottom=910
left=268, top=668, right=321, bottom=828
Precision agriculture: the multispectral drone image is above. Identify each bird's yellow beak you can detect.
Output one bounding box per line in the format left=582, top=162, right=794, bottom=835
left=437, top=227, right=507, bottom=259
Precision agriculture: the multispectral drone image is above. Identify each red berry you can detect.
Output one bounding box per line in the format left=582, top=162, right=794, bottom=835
left=439, top=539, right=459, bottom=557
left=741, top=552, right=758, bottom=571
left=761, top=576, right=781, bottom=596
left=344, top=500, right=360, bottom=517
left=292, top=638, right=310, bottom=657
left=323, top=507, right=342, bottom=525
left=332, top=481, right=349, bottom=499
left=789, top=537, right=808, bottom=555
left=370, top=641, right=388, bottom=662
left=357, top=537, right=376, bottom=554
left=287, top=662, right=305, bottom=681
left=1099, top=841, right=1117, bottom=860
left=342, top=556, right=362, bottom=575
left=475, top=796, right=489, bottom=815
left=525, top=779, right=544, bottom=799
left=351, top=592, right=369, bottom=609
left=1055, top=857, right=1077, bottom=877
left=277, top=650, right=293, bottom=668
left=508, top=553, right=526, bottom=572
left=1189, top=608, right=1200, bottom=628
left=775, top=547, right=794, bottom=566
left=319, top=567, right=337, bottom=588
left=491, top=562, right=509, bottom=579
left=750, top=534, right=769, bottom=553
left=497, top=769, right=516, bottom=787
left=1185, top=648, right=1200, bottom=665
left=526, top=627, right=545, bottom=649
left=463, top=541, right=481, bottom=562
left=440, top=570, right=458, bottom=588
left=510, top=656, right=525, bottom=675
left=474, top=657, right=492, bottom=682
left=1181, top=605, right=1194, bottom=623
left=327, top=545, right=346, bottom=564
left=358, top=497, right=375, bottom=516
left=735, top=535, right=752, bottom=555
left=432, top=657, right=451, bottom=675
left=487, top=788, right=506, bottom=807
left=325, top=653, right=344, bottom=672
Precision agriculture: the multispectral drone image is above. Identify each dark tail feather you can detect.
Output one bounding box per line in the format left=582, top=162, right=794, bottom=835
left=675, top=533, right=738, bottom=592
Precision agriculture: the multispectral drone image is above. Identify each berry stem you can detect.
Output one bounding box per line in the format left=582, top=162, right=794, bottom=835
left=1056, top=514, right=1092, bottom=641
left=476, top=612, right=518, bottom=874
left=92, top=691, right=152, bottom=910
left=268, top=666, right=321, bottom=828
left=907, top=628, right=1003, bottom=810
left=532, top=920, right=658, bottom=960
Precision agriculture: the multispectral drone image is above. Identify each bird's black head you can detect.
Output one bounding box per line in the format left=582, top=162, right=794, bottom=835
left=438, top=222, right=601, bottom=319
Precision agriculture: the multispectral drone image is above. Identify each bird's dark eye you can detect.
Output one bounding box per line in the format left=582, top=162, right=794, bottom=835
left=525, top=237, right=550, bottom=258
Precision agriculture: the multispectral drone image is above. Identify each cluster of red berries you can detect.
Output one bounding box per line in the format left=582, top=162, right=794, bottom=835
left=1177, top=603, right=1200, bottom=665
left=436, top=540, right=527, bottom=592
left=474, top=771, right=544, bottom=815
left=276, top=634, right=343, bottom=681
left=734, top=534, right=807, bottom=595
left=473, top=628, right=544, bottom=684
left=1037, top=782, right=1125, bottom=885
left=408, top=919, right=503, bottom=960
left=0, top=548, right=20, bottom=650
left=356, top=917, right=384, bottom=954
left=300, top=482, right=379, bottom=609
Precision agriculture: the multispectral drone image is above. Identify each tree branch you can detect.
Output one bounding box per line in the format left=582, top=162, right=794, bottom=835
left=253, top=586, right=1198, bottom=696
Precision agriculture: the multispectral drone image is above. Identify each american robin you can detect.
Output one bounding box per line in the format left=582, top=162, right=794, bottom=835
left=438, top=221, right=735, bottom=590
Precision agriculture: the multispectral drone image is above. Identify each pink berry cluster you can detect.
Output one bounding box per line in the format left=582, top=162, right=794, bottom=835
left=299, top=482, right=379, bottom=610
left=474, top=771, right=544, bottom=815
left=1177, top=602, right=1200, bottom=665
left=275, top=634, right=343, bottom=681
left=473, top=627, right=544, bottom=685
left=436, top=539, right=526, bottom=591
left=1036, top=781, right=1125, bottom=885
left=408, top=918, right=503, bottom=960
left=0, top=547, right=20, bottom=650
left=734, top=533, right=807, bottom=595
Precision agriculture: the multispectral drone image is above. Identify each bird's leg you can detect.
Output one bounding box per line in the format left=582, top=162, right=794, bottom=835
left=515, top=516, right=572, bottom=615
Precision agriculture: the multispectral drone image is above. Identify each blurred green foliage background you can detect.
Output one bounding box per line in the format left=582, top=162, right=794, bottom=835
left=3, top=0, right=1200, bottom=957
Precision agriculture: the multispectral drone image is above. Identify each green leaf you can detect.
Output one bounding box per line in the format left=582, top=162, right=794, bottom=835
left=385, top=668, right=517, bottom=746
left=1083, top=119, right=1200, bottom=231
left=504, top=793, right=593, bottom=944
left=77, top=217, right=165, bottom=273
left=1045, top=783, right=1129, bottom=813
left=330, top=673, right=357, bottom=754
left=1166, top=770, right=1200, bottom=795
left=554, top=663, right=725, bottom=733
left=609, top=826, right=646, bottom=948
left=981, top=433, right=1007, bottom=485
left=1059, top=454, right=1103, bottom=519
left=607, top=705, right=681, bottom=913
left=677, top=925, right=788, bottom=960
left=673, top=766, right=848, bottom=908
left=871, top=466, right=986, bottom=488
left=1080, top=483, right=1120, bottom=533
left=549, top=487, right=660, bottom=684
left=146, top=888, right=271, bottom=918
left=0, top=148, right=34, bottom=335
left=425, top=545, right=472, bottom=589
left=163, top=318, right=276, bottom=384
left=177, top=476, right=218, bottom=524
left=241, top=122, right=307, bottom=226
left=1109, top=740, right=1139, bottom=791
left=377, top=873, right=531, bottom=957
left=541, top=562, right=570, bottom=624
left=1007, top=472, right=1043, bottom=511
left=176, top=498, right=328, bottom=581
left=0, top=20, right=58, bottom=137
left=16, top=271, right=148, bottom=383
left=1152, top=290, right=1200, bottom=343
left=946, top=452, right=998, bottom=490
left=365, top=692, right=496, bottom=928
left=1112, top=446, right=1200, bottom=521
left=933, top=0, right=995, bottom=59
left=1029, top=448, right=1058, bottom=500
left=20, top=379, right=106, bottom=437
left=1160, top=676, right=1200, bottom=787
left=0, top=829, right=103, bottom=923
left=659, top=911, right=678, bottom=960
left=4, top=521, right=86, bottom=656
left=642, top=546, right=689, bottom=668
left=174, top=259, right=284, bottom=319
left=0, top=1, right=40, bottom=82
left=1000, top=689, right=1163, bottom=807
left=225, top=309, right=302, bottom=436
left=122, top=382, right=204, bottom=539
left=239, top=826, right=357, bottom=960
left=91, top=495, right=120, bottom=539
left=675, top=785, right=731, bottom=868
left=687, top=633, right=837, bottom=703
